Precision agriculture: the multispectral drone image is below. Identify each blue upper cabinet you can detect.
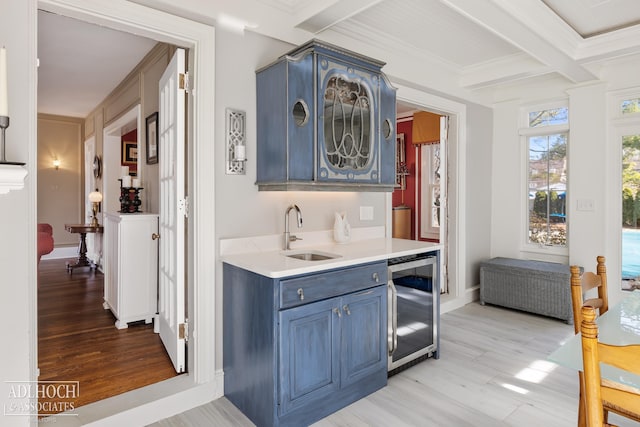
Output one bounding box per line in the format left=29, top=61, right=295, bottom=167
left=256, top=40, right=397, bottom=191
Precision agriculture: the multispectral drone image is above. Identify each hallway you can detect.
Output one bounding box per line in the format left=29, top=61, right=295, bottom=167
left=38, top=259, right=177, bottom=414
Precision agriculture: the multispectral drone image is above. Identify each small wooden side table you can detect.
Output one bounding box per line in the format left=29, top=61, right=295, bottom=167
left=64, top=224, right=103, bottom=274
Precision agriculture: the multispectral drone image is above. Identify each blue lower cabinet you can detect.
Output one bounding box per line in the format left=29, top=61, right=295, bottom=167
left=224, top=262, right=388, bottom=427
left=340, top=288, right=387, bottom=387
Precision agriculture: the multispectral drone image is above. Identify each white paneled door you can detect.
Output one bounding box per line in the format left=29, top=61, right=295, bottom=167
left=158, top=48, right=186, bottom=373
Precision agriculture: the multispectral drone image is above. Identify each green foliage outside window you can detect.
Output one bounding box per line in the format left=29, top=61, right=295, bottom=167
left=528, top=130, right=567, bottom=246
left=622, top=99, right=640, bottom=114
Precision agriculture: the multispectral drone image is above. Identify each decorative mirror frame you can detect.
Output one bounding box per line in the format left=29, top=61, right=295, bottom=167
left=93, top=154, right=102, bottom=179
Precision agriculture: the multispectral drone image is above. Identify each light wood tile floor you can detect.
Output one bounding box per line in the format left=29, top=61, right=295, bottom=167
left=150, top=302, right=640, bottom=427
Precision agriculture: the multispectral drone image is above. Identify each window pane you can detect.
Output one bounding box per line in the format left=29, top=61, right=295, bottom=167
left=622, top=133, right=640, bottom=282
left=622, top=99, right=640, bottom=114
left=528, top=133, right=567, bottom=246
left=528, top=107, right=568, bottom=127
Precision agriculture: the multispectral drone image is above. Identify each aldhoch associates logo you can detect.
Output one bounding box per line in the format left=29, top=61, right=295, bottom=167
left=4, top=381, right=79, bottom=417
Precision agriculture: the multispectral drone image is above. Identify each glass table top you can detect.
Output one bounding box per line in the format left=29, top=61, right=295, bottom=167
left=548, top=290, right=640, bottom=390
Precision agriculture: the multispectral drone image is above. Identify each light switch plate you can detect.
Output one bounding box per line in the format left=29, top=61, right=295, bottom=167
left=360, top=206, right=374, bottom=221
left=577, top=199, right=594, bottom=211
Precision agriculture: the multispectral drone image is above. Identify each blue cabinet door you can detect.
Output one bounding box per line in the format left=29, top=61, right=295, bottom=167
left=278, top=297, right=340, bottom=416
left=340, top=286, right=387, bottom=387
left=316, top=54, right=380, bottom=184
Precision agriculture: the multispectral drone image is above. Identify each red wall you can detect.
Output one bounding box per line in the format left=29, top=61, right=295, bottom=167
left=393, top=120, right=417, bottom=238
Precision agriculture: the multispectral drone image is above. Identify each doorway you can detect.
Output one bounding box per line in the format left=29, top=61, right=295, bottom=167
left=33, top=1, right=217, bottom=422
left=393, top=83, right=467, bottom=313
left=618, top=124, right=640, bottom=291
left=103, top=105, right=141, bottom=215
left=38, top=2, right=188, bottom=414
left=36, top=35, right=179, bottom=415
left=394, top=106, right=450, bottom=295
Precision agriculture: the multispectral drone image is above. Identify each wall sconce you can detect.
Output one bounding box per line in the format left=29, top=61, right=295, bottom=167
left=397, top=162, right=411, bottom=206
left=53, top=158, right=60, bottom=170
left=226, top=108, right=247, bottom=175
left=88, top=189, right=103, bottom=227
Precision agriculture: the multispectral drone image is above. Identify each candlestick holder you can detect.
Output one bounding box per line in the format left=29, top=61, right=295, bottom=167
left=0, top=116, right=24, bottom=165
left=119, top=180, right=143, bottom=213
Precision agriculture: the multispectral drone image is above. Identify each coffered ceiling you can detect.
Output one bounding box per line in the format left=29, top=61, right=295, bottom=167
left=39, top=0, right=640, bottom=117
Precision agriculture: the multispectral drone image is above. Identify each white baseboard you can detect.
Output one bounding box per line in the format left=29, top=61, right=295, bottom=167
left=41, top=246, right=77, bottom=260
left=441, top=285, right=479, bottom=315
left=41, top=247, right=102, bottom=271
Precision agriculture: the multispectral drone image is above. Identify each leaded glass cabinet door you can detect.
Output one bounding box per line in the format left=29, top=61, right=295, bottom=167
left=317, top=54, right=380, bottom=183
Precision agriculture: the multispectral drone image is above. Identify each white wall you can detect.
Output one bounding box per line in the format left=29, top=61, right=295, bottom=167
left=0, top=1, right=36, bottom=426
left=491, top=100, right=523, bottom=259
left=567, top=84, right=607, bottom=268
left=465, top=103, right=493, bottom=288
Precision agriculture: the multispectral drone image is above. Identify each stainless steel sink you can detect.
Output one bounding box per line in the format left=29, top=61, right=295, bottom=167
left=283, top=250, right=341, bottom=261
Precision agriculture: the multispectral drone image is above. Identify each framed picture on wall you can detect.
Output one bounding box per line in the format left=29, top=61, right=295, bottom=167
left=122, top=140, right=137, bottom=166
left=146, top=112, right=159, bottom=165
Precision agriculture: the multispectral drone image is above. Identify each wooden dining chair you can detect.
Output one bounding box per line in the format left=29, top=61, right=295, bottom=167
left=570, top=256, right=609, bottom=336
left=580, top=306, right=640, bottom=427
left=570, top=257, right=610, bottom=426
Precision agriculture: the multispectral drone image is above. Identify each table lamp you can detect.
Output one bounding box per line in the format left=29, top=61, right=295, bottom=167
left=88, top=190, right=103, bottom=227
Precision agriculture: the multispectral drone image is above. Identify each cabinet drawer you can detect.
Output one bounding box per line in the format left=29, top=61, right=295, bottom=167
left=280, top=262, right=387, bottom=309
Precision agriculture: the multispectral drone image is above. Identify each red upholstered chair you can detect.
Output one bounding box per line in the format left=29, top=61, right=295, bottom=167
left=37, top=223, right=54, bottom=263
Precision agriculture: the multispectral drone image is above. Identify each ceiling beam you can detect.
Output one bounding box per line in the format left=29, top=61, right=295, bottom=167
left=439, top=0, right=597, bottom=84
left=460, top=53, right=551, bottom=89
left=295, top=0, right=384, bottom=34
left=577, top=25, right=640, bottom=63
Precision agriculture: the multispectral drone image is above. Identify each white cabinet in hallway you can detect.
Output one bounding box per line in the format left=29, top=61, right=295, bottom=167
left=103, top=213, right=159, bottom=329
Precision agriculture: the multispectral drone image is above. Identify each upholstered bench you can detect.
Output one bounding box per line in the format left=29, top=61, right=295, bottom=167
left=479, top=257, right=577, bottom=324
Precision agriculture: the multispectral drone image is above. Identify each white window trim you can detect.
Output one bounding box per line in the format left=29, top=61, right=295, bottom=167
left=520, top=102, right=569, bottom=256
left=610, top=86, right=640, bottom=120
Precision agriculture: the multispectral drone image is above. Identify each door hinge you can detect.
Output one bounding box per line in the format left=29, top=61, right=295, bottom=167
left=179, top=72, right=190, bottom=93
left=178, top=196, right=189, bottom=218
left=179, top=319, right=188, bottom=342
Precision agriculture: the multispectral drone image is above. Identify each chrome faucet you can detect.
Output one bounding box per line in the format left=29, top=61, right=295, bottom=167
left=284, top=204, right=303, bottom=250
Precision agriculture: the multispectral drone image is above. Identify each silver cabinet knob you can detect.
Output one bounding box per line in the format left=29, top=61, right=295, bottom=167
left=297, top=288, right=304, bottom=301
left=333, top=307, right=342, bottom=318
left=343, top=304, right=351, bottom=315
left=372, top=272, right=379, bottom=282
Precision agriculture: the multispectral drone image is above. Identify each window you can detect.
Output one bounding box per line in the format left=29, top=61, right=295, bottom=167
left=420, top=143, right=440, bottom=240
left=622, top=98, right=640, bottom=115
left=522, top=106, right=568, bottom=247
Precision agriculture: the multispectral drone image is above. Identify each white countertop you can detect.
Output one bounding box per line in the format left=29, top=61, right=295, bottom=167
left=221, top=237, right=442, bottom=278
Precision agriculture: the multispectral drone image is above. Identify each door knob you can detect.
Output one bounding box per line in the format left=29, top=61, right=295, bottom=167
left=152, top=233, right=160, bottom=240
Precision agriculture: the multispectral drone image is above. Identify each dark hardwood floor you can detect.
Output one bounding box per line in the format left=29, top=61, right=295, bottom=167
left=38, top=258, right=177, bottom=413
